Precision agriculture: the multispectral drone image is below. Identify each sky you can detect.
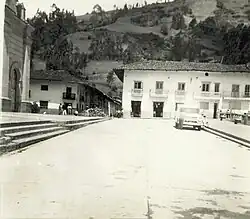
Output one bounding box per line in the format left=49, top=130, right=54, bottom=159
left=20, top=0, right=173, bottom=18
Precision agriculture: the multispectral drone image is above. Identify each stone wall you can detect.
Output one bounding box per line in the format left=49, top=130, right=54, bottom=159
left=1, top=4, right=33, bottom=112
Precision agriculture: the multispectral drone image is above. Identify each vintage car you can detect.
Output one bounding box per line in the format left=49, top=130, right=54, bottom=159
left=175, top=105, right=203, bottom=130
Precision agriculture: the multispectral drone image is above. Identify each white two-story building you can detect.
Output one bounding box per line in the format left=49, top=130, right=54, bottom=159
left=114, top=60, right=250, bottom=119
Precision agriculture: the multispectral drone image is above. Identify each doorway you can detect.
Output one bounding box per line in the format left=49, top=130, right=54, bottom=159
left=10, top=68, right=21, bottom=112
left=213, top=102, right=218, bottom=119
left=131, top=101, right=141, bottom=117
left=153, top=102, right=164, bottom=117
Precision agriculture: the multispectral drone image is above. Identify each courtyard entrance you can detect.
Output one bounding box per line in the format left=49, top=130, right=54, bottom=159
left=131, top=101, right=141, bottom=117
left=153, top=102, right=164, bottom=117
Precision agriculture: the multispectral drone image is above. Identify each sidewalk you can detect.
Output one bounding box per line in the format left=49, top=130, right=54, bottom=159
left=0, top=112, right=103, bottom=124
left=205, top=119, right=250, bottom=146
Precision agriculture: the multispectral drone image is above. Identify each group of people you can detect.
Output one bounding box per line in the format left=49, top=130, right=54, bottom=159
left=58, top=103, right=74, bottom=115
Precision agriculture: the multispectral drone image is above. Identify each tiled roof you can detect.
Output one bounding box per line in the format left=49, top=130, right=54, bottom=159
left=30, top=70, right=81, bottom=82
left=119, top=60, right=250, bottom=72
left=31, top=70, right=120, bottom=104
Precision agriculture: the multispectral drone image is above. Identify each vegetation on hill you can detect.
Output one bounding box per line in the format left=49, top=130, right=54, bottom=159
left=28, top=0, right=250, bottom=98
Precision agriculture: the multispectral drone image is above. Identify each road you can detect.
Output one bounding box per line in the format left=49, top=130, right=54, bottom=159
left=1, top=119, right=250, bottom=219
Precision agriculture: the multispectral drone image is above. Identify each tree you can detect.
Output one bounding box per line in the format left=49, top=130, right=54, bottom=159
left=171, top=12, right=186, bottom=30
left=106, top=71, right=115, bottom=87
left=124, top=4, right=128, bottom=12
left=223, top=24, right=250, bottom=64
left=160, top=24, right=168, bottom=35
left=189, top=18, right=197, bottom=29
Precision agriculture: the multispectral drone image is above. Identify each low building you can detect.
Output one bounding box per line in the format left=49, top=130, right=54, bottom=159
left=30, top=70, right=120, bottom=115
left=114, top=60, right=250, bottom=119
left=1, top=0, right=33, bottom=112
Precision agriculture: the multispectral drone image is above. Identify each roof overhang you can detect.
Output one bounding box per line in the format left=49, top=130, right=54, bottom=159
left=113, top=68, right=124, bottom=83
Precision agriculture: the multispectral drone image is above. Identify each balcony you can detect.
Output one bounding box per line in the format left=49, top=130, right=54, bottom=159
left=194, top=91, right=221, bottom=100
left=149, top=89, right=168, bottom=98
left=223, top=91, right=250, bottom=100
left=175, top=90, right=186, bottom=101
left=131, top=89, right=143, bottom=97
left=63, top=92, right=76, bottom=100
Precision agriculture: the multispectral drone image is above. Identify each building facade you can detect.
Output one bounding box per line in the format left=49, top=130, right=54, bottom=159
left=115, top=61, right=250, bottom=119
left=30, top=70, right=120, bottom=115
left=1, top=0, right=33, bottom=112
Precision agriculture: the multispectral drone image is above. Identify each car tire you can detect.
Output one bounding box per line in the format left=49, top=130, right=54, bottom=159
left=197, top=126, right=201, bottom=131
left=175, top=122, right=179, bottom=129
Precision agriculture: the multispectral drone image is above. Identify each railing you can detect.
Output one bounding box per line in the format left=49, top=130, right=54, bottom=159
left=131, top=89, right=143, bottom=97
left=223, top=91, right=250, bottom=98
left=175, top=90, right=186, bottom=96
left=149, top=89, right=168, bottom=97
left=63, top=92, right=76, bottom=100
left=200, top=91, right=221, bottom=97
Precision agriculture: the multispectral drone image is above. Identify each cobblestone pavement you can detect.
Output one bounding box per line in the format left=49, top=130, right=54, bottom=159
left=0, top=119, right=250, bottom=219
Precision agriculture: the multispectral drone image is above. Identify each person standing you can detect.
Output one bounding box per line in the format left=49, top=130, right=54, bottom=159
left=62, top=103, right=67, bottom=115
left=58, top=103, right=62, bottom=115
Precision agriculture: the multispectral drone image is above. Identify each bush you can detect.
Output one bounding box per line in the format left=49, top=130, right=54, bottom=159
left=160, top=24, right=168, bottom=35
left=31, top=102, right=40, bottom=113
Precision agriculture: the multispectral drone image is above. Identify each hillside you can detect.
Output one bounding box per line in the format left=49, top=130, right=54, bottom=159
left=66, top=0, right=250, bottom=96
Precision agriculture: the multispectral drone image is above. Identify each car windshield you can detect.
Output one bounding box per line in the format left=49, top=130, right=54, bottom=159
left=180, top=108, right=199, bottom=114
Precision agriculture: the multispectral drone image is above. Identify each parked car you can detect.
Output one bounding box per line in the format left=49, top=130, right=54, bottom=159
left=175, top=105, right=203, bottom=130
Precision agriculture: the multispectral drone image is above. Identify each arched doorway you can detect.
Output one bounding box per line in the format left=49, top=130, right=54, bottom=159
left=9, top=65, right=22, bottom=112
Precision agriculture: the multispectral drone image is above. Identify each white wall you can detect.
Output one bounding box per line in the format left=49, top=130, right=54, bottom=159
left=30, top=80, right=78, bottom=109
left=122, top=70, right=250, bottom=119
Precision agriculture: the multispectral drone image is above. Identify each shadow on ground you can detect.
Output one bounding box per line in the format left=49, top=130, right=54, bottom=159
left=174, top=207, right=250, bottom=219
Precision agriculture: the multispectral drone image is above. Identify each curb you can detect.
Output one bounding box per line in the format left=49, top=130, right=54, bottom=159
left=203, top=126, right=250, bottom=148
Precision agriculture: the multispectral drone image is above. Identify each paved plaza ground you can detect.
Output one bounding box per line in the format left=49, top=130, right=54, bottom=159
left=0, top=119, right=250, bottom=219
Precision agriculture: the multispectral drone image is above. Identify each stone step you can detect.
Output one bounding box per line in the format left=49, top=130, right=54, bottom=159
left=60, top=117, right=104, bottom=125
left=0, top=120, right=52, bottom=128
left=0, top=123, right=58, bottom=135
left=0, top=129, right=69, bottom=155
left=5, top=126, right=65, bottom=140
left=64, top=118, right=110, bottom=130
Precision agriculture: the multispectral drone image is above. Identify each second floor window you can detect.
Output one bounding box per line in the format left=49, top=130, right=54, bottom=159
left=66, top=87, right=72, bottom=94
left=41, top=85, right=48, bottom=91
left=214, top=83, right=220, bottom=93
left=156, top=81, right=163, bottom=90
left=245, top=85, right=250, bottom=96
left=202, top=83, right=210, bottom=92
left=178, top=83, right=185, bottom=91
left=134, top=81, right=143, bottom=89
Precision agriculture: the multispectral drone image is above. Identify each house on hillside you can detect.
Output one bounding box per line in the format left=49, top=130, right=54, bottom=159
left=114, top=60, right=250, bottom=119
left=1, top=0, right=33, bottom=112
left=29, top=70, right=120, bottom=115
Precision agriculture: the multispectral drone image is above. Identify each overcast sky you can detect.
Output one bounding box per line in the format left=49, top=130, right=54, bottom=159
left=20, top=0, right=173, bottom=18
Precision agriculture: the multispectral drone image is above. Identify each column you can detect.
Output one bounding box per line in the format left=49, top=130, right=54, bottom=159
left=21, top=45, right=31, bottom=112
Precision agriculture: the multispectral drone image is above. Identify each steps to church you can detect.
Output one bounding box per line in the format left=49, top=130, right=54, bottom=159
left=0, top=116, right=110, bottom=155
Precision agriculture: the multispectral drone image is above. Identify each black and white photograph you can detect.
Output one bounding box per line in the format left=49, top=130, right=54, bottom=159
left=0, top=0, right=250, bottom=218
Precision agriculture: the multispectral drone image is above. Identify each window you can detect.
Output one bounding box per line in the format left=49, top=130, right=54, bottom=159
left=156, top=81, right=164, bottom=90
left=66, top=87, right=72, bottom=94
left=214, top=83, right=220, bottom=93
left=40, top=101, right=48, bottom=109
left=29, top=90, right=31, bottom=98
left=232, top=84, right=240, bottom=97
left=200, top=102, right=209, bottom=110
left=134, top=81, right=143, bottom=89
left=178, top=83, right=185, bottom=91
left=245, top=85, right=250, bottom=97
left=41, top=85, right=48, bottom=91
left=202, top=83, right=210, bottom=92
